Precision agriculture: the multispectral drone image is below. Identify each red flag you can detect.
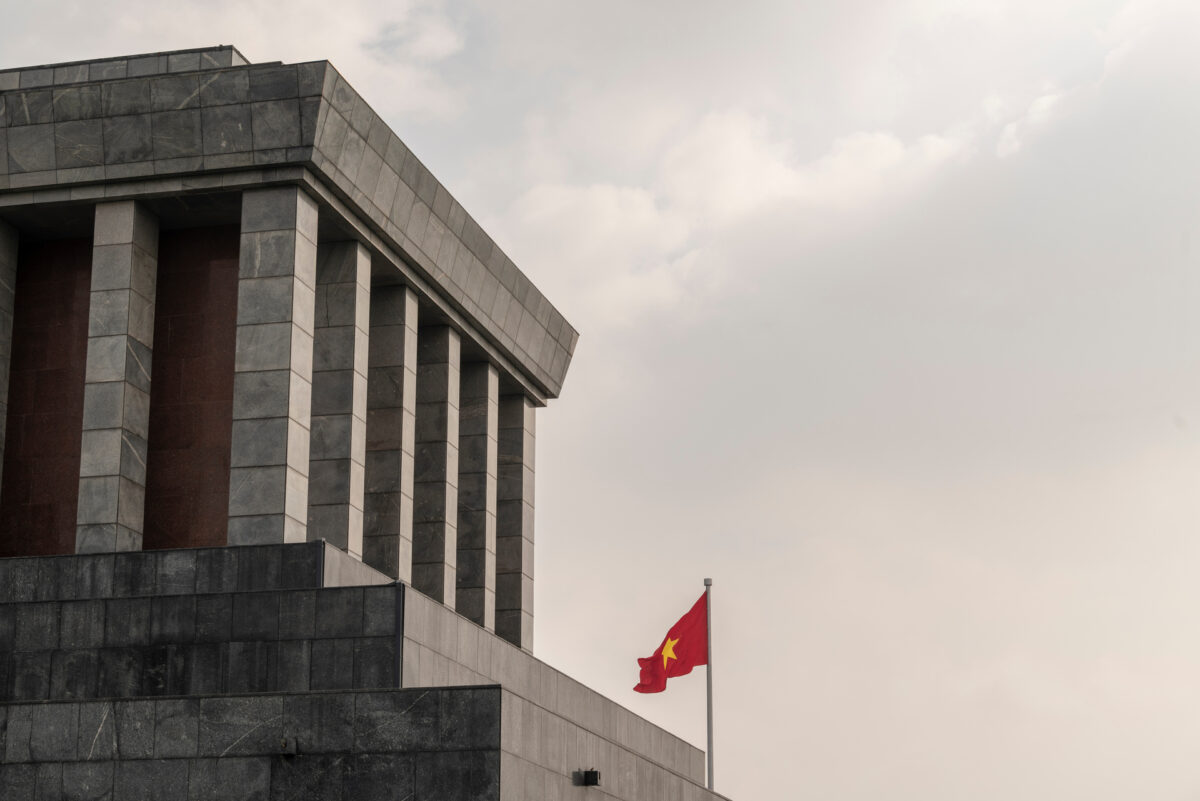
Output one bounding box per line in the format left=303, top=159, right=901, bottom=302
left=633, top=592, right=708, bottom=693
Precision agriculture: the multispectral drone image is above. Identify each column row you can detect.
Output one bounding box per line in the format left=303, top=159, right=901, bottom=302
left=0, top=188, right=536, bottom=651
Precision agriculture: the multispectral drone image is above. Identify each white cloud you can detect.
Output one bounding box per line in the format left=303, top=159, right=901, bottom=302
left=498, top=182, right=699, bottom=326
left=996, top=90, right=1061, bottom=157
left=366, top=10, right=463, bottom=63
left=500, top=108, right=980, bottom=332
left=656, top=110, right=802, bottom=224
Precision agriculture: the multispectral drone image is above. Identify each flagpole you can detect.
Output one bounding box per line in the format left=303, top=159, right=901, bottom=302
left=704, top=577, right=714, bottom=791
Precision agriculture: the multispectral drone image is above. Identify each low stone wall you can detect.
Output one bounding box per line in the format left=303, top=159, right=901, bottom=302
left=0, top=584, right=399, bottom=701
left=0, top=686, right=501, bottom=800
left=0, top=545, right=729, bottom=800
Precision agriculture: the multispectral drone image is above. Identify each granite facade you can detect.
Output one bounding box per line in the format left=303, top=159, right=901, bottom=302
left=0, top=545, right=726, bottom=800
left=227, top=187, right=318, bottom=545
left=0, top=48, right=576, bottom=398
left=76, top=200, right=159, bottom=554
left=412, top=325, right=460, bottom=606
left=0, top=687, right=501, bottom=801
left=307, top=240, right=370, bottom=557
left=0, top=585, right=399, bottom=701
left=456, top=361, right=498, bottom=630
left=496, top=394, right=535, bottom=651
left=363, top=284, right=418, bottom=581
left=0, top=541, right=386, bottom=604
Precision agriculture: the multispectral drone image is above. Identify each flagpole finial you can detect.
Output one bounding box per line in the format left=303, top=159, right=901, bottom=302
left=704, top=577, right=712, bottom=586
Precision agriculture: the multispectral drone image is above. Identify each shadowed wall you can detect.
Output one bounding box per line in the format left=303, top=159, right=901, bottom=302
left=0, top=239, right=92, bottom=556
left=143, top=226, right=239, bottom=550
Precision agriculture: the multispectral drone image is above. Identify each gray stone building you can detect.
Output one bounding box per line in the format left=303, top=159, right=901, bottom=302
left=0, top=46, right=727, bottom=799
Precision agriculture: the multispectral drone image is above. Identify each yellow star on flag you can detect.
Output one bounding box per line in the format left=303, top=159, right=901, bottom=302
left=661, top=636, right=680, bottom=670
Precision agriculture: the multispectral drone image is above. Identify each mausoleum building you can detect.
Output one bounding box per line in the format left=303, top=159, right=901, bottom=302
left=0, top=45, right=728, bottom=800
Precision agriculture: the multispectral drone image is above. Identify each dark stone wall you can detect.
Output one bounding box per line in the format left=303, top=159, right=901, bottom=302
left=0, top=688, right=501, bottom=800
left=0, top=546, right=398, bottom=704
left=0, top=585, right=399, bottom=702
left=144, top=225, right=239, bottom=550
left=0, top=238, right=91, bottom=557
left=0, top=545, right=722, bottom=801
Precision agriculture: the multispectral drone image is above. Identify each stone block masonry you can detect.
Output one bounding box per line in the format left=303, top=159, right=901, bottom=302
left=0, top=544, right=727, bottom=801
left=227, top=186, right=319, bottom=546
left=363, top=284, right=418, bottom=580
left=412, top=325, right=460, bottom=604
left=0, top=687, right=501, bottom=800
left=0, top=585, right=400, bottom=701
left=457, top=361, right=498, bottom=630
left=76, top=200, right=159, bottom=554
left=496, top=394, right=535, bottom=651
left=0, top=47, right=565, bottom=620
left=307, top=240, right=370, bottom=557
left=0, top=50, right=577, bottom=400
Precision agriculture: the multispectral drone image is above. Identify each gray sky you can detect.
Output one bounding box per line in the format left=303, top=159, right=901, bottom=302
left=5, top=1, right=1200, bottom=797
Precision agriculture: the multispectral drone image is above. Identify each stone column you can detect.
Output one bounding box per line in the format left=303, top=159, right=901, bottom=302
left=412, top=326, right=460, bottom=604
left=0, top=220, right=16, bottom=492
left=76, top=201, right=158, bottom=553
left=227, top=187, right=318, bottom=545
left=456, top=362, right=498, bottom=629
left=363, top=285, right=418, bottom=580
left=307, top=241, right=369, bottom=558
left=496, top=395, right=535, bottom=651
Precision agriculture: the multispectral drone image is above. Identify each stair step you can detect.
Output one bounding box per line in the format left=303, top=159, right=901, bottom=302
left=0, top=542, right=389, bottom=603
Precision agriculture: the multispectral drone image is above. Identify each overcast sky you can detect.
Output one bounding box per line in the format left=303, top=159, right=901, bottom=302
left=5, top=1, right=1200, bottom=797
